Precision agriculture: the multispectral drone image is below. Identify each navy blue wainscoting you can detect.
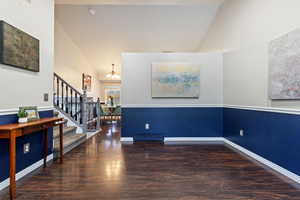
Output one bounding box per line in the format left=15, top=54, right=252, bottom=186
left=0, top=110, right=53, bottom=182
left=224, top=108, right=300, bottom=176
left=122, top=107, right=223, bottom=138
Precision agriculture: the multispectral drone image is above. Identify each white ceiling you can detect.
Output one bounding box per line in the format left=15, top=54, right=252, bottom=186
left=55, top=2, right=223, bottom=79
left=55, top=0, right=224, bottom=6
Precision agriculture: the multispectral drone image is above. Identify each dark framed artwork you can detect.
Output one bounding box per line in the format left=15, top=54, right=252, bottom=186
left=82, top=73, right=92, bottom=92
left=0, top=21, right=40, bottom=72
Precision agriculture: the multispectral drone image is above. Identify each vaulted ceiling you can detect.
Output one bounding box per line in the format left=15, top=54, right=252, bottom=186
left=55, top=0, right=224, bottom=79
left=56, top=0, right=224, bottom=5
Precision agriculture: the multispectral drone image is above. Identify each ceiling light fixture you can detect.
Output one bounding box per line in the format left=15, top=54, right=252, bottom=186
left=88, top=8, right=96, bottom=16
left=106, top=64, right=120, bottom=79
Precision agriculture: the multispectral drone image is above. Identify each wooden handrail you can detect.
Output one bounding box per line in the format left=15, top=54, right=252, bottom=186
left=54, top=73, right=83, bottom=96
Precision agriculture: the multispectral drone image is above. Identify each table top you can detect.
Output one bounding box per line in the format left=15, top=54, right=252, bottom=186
left=0, top=117, right=63, bottom=131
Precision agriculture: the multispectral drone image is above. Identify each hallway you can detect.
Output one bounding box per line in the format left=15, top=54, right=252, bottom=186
left=2, top=125, right=300, bottom=200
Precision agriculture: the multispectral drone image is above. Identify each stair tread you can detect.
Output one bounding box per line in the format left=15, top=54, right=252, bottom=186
left=53, top=133, right=86, bottom=150
left=53, top=126, right=77, bottom=138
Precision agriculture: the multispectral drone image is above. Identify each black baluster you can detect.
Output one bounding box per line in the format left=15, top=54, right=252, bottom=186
left=80, top=95, right=83, bottom=124
left=61, top=81, right=64, bottom=111
left=75, top=93, right=78, bottom=121
left=66, top=86, right=69, bottom=113
left=57, top=77, right=59, bottom=107
left=53, top=76, right=56, bottom=106
left=88, top=103, right=91, bottom=123
left=71, top=89, right=73, bottom=117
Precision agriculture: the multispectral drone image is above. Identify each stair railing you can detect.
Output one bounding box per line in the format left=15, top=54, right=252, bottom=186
left=85, top=96, right=101, bottom=131
left=53, top=73, right=101, bottom=132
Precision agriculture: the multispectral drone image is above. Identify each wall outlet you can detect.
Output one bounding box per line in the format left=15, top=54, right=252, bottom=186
left=145, top=123, right=150, bottom=130
left=43, top=93, right=49, bottom=102
left=24, top=143, right=30, bottom=154
left=240, top=129, right=244, bottom=137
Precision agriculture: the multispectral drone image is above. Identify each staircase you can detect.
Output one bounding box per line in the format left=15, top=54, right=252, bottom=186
left=53, top=73, right=101, bottom=158
left=53, top=112, right=86, bottom=157
left=54, top=73, right=101, bottom=132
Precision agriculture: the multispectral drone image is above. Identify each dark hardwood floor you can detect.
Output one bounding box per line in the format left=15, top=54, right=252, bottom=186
left=1, top=124, right=300, bottom=200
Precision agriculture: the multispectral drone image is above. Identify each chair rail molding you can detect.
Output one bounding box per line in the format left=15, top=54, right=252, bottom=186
left=224, top=104, right=300, bottom=115
left=122, top=104, right=224, bottom=108
left=0, top=106, right=54, bottom=116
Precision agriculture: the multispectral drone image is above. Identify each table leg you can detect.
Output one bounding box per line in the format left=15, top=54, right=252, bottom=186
left=9, top=133, right=16, bottom=200
left=43, top=128, right=48, bottom=168
left=59, top=123, right=63, bottom=164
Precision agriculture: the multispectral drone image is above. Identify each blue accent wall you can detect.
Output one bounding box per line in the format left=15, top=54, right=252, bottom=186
left=0, top=110, right=53, bottom=182
left=224, top=108, right=300, bottom=176
left=122, top=107, right=223, bottom=138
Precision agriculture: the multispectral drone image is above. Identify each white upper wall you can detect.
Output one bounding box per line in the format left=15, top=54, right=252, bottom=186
left=223, top=44, right=269, bottom=107
left=0, top=0, right=54, bottom=110
left=201, top=0, right=300, bottom=51
left=122, top=53, right=223, bottom=106
left=55, top=21, right=100, bottom=99
left=201, top=0, right=300, bottom=109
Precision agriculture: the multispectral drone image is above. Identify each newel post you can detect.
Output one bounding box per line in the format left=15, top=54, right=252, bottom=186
left=96, top=98, right=101, bottom=130
left=81, top=89, right=88, bottom=133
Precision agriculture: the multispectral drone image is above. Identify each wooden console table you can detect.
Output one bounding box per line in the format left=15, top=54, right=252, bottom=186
left=0, top=117, right=64, bottom=200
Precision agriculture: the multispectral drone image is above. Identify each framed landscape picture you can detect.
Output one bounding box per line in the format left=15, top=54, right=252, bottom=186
left=152, top=62, right=200, bottom=98
left=82, top=73, right=92, bottom=92
left=0, top=21, right=40, bottom=72
left=19, top=106, right=40, bottom=122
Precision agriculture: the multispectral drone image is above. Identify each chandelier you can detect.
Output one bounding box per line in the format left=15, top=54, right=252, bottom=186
left=106, top=64, right=120, bottom=79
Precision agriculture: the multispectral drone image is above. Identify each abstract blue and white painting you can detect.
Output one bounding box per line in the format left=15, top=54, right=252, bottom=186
left=269, top=28, right=300, bottom=99
left=152, top=63, right=200, bottom=98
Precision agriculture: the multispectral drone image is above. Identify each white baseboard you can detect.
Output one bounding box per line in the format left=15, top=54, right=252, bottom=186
left=165, top=137, right=224, bottom=142
left=120, top=137, right=133, bottom=142
left=120, top=137, right=223, bottom=142
left=223, top=139, right=300, bottom=184
left=0, top=154, right=54, bottom=191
